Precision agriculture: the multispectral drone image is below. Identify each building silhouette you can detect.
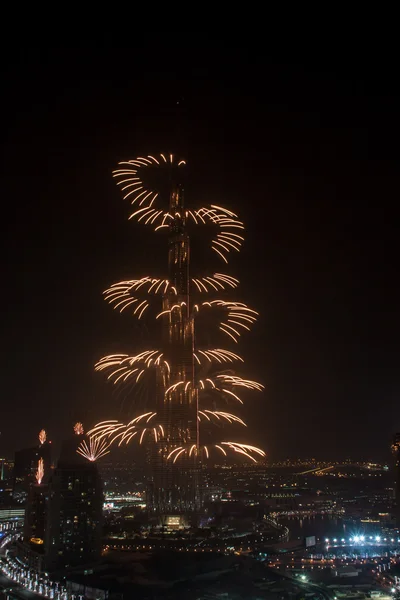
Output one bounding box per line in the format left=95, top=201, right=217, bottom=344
left=95, top=154, right=264, bottom=520
left=13, top=442, right=51, bottom=496
left=392, top=433, right=400, bottom=525
left=148, top=180, right=200, bottom=516
left=17, top=483, right=49, bottom=571
left=44, top=435, right=103, bottom=571
left=24, top=484, right=48, bottom=543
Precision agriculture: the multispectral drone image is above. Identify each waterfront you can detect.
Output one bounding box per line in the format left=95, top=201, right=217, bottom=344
left=280, top=514, right=355, bottom=541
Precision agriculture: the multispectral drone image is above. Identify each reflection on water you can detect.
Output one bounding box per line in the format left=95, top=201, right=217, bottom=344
left=279, top=514, right=386, bottom=542
left=279, top=514, right=349, bottom=541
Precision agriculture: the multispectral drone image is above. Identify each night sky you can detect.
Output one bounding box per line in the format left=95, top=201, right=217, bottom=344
left=1, top=43, right=400, bottom=460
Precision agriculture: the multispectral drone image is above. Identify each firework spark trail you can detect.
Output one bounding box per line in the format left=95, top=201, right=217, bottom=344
left=77, top=436, right=111, bottom=462
left=193, top=349, right=243, bottom=365
left=103, top=274, right=240, bottom=317
left=90, top=153, right=265, bottom=468
left=74, top=422, right=84, bottom=435
left=36, top=458, right=44, bottom=485
left=95, top=351, right=169, bottom=384
left=166, top=442, right=266, bottom=463
left=38, top=429, right=46, bottom=445
left=113, top=156, right=244, bottom=262
left=88, top=414, right=164, bottom=447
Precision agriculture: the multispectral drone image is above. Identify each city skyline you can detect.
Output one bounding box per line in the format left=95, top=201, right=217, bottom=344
left=1, top=44, right=400, bottom=460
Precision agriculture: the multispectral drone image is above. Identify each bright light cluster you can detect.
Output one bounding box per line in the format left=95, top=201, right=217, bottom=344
left=38, top=429, right=46, bottom=446
left=113, top=155, right=244, bottom=263
left=87, top=154, right=265, bottom=466
left=77, top=436, right=111, bottom=462
left=35, top=458, right=44, bottom=485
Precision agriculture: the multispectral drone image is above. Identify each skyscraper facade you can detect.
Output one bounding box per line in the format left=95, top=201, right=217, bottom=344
left=44, top=438, right=103, bottom=571
left=24, top=484, right=48, bottom=544
left=90, top=154, right=265, bottom=521
left=149, top=181, right=199, bottom=514
left=13, top=442, right=51, bottom=497
left=392, top=433, right=400, bottom=525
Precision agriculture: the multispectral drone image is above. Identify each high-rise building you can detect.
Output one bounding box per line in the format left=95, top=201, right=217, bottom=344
left=391, top=433, right=400, bottom=525
left=17, top=483, right=49, bottom=571
left=44, top=436, right=103, bottom=571
left=92, top=154, right=265, bottom=521
left=149, top=181, right=199, bottom=515
left=13, top=442, right=51, bottom=497
left=24, top=484, right=48, bottom=544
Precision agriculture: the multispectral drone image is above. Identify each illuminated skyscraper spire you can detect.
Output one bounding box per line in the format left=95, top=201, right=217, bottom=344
left=88, top=154, right=265, bottom=515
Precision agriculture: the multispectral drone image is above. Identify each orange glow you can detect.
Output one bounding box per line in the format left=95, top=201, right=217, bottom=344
left=93, top=152, right=265, bottom=472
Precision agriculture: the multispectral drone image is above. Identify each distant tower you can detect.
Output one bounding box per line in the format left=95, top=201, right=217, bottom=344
left=44, top=436, right=103, bottom=571
left=391, top=433, right=400, bottom=525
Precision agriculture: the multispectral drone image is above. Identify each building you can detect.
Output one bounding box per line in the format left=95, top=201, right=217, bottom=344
left=334, top=565, right=359, bottom=578
left=98, top=154, right=264, bottom=520
left=44, top=436, right=103, bottom=571
left=15, top=482, right=48, bottom=572
left=147, top=179, right=200, bottom=516
left=391, top=433, right=400, bottom=525
left=24, top=484, right=48, bottom=543
left=13, top=442, right=51, bottom=496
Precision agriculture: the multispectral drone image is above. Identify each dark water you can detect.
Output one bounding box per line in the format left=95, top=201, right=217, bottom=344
left=279, top=515, right=362, bottom=541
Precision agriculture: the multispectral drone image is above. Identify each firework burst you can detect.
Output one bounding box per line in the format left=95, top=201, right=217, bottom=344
left=74, top=422, right=84, bottom=435
left=36, top=458, right=44, bottom=485
left=77, top=436, right=111, bottom=462
left=38, top=429, right=46, bottom=445
left=90, top=154, right=265, bottom=506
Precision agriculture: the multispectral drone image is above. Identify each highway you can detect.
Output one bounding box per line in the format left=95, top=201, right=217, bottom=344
left=0, top=572, right=38, bottom=599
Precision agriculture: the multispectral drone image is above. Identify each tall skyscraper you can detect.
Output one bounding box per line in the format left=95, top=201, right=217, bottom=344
left=90, top=154, right=265, bottom=520
left=391, top=433, right=400, bottom=525
left=24, top=484, right=48, bottom=545
left=148, top=180, right=199, bottom=514
left=44, top=437, right=103, bottom=571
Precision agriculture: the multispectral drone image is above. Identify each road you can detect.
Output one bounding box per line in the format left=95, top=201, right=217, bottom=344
left=0, top=572, right=38, bottom=599
left=269, top=566, right=336, bottom=600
